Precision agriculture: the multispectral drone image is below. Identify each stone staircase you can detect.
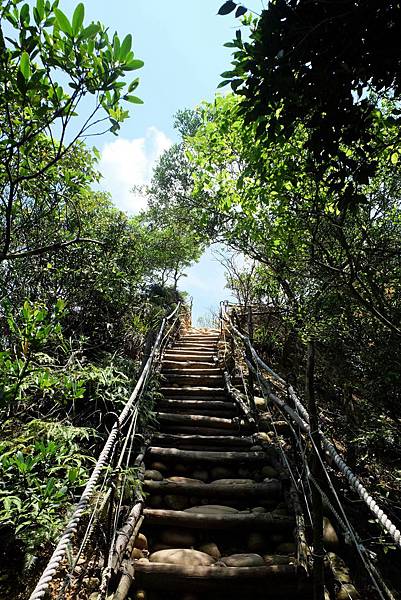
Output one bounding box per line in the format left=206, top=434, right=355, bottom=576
left=131, top=329, right=311, bottom=599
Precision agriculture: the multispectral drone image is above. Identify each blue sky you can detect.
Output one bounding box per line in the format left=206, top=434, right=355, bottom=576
left=61, top=0, right=263, bottom=322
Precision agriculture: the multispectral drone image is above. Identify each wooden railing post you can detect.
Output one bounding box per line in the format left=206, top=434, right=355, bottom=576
left=246, top=304, right=255, bottom=410
left=306, top=340, right=325, bottom=600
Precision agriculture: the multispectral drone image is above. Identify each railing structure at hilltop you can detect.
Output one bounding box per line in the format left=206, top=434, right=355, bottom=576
left=219, top=300, right=400, bottom=600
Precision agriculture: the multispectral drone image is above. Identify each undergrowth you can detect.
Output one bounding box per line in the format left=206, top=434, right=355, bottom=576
left=0, top=298, right=163, bottom=594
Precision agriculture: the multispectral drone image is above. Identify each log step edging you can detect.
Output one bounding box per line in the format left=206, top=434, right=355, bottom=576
left=143, top=478, right=282, bottom=499
left=159, top=426, right=249, bottom=436
left=134, top=562, right=303, bottom=594
left=163, top=373, right=223, bottom=381
left=158, top=399, right=235, bottom=410
left=150, top=433, right=254, bottom=447
left=162, top=361, right=218, bottom=370
left=160, top=386, right=225, bottom=395
left=143, top=508, right=295, bottom=531
left=156, top=413, right=239, bottom=431
left=147, top=446, right=274, bottom=464
left=161, top=361, right=223, bottom=377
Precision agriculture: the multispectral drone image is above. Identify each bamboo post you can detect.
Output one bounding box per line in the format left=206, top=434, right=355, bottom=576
left=246, top=304, right=255, bottom=410
left=306, top=340, right=325, bottom=600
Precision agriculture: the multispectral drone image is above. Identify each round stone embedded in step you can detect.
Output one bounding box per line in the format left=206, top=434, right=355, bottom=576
left=184, top=505, right=239, bottom=514
left=166, top=476, right=205, bottom=485
left=221, top=553, right=265, bottom=567
left=198, top=542, right=221, bottom=560
left=323, top=517, right=340, bottom=550
left=251, top=507, right=266, bottom=514
left=149, top=548, right=216, bottom=567
left=134, top=533, right=148, bottom=551
left=144, top=469, right=164, bottom=481
left=150, top=461, right=169, bottom=474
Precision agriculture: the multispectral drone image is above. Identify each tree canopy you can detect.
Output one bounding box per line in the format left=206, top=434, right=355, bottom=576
left=219, top=0, right=401, bottom=208
left=0, top=0, right=144, bottom=261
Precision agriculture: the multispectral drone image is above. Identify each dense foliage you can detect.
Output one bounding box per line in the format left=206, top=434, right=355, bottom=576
left=0, top=2, right=202, bottom=592
left=219, top=0, right=401, bottom=209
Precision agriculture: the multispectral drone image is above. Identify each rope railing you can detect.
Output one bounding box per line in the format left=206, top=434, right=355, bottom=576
left=29, top=303, right=182, bottom=600
left=220, top=303, right=401, bottom=551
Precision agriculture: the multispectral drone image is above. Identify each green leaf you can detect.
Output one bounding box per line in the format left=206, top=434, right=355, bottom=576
left=217, top=80, right=231, bottom=88
left=235, top=6, right=247, bottom=17
left=20, top=52, right=32, bottom=80
left=80, top=23, right=100, bottom=39
left=113, top=33, right=120, bottom=59
left=127, top=77, right=139, bottom=93
left=119, top=34, right=132, bottom=60
left=72, top=3, right=84, bottom=35
left=125, top=95, right=143, bottom=104
left=231, top=78, right=243, bottom=91
left=391, top=152, right=398, bottom=165
left=36, top=0, right=44, bottom=20
left=218, top=1, right=237, bottom=15
left=92, top=146, right=101, bottom=160
left=220, top=70, right=236, bottom=78
left=20, top=3, right=30, bottom=24
left=124, top=59, right=144, bottom=71
left=54, top=8, right=73, bottom=36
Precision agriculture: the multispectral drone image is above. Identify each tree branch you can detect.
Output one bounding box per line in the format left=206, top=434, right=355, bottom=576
left=1, top=237, right=105, bottom=261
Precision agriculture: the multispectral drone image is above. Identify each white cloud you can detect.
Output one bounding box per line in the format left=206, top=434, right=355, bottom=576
left=99, top=126, right=172, bottom=213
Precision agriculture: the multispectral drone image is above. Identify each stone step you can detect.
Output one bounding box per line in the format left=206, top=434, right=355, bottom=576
left=143, top=508, right=294, bottom=531
left=162, top=374, right=224, bottom=386
left=165, top=345, right=216, bottom=351
left=164, top=352, right=216, bottom=361
left=162, top=360, right=221, bottom=375
left=156, top=412, right=244, bottom=431
left=160, top=386, right=225, bottom=398
left=159, top=425, right=251, bottom=436
left=143, top=478, right=282, bottom=500
left=179, top=339, right=219, bottom=346
left=158, top=400, right=237, bottom=418
left=147, top=446, right=273, bottom=465
left=150, top=433, right=254, bottom=448
left=175, top=341, right=217, bottom=348
left=158, top=399, right=236, bottom=411
left=134, top=562, right=303, bottom=596
left=160, top=409, right=236, bottom=419
left=162, top=366, right=221, bottom=375
left=182, top=333, right=220, bottom=339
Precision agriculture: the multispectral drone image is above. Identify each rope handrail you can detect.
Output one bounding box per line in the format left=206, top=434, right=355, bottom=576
left=221, top=306, right=401, bottom=551
left=29, top=303, right=182, bottom=600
